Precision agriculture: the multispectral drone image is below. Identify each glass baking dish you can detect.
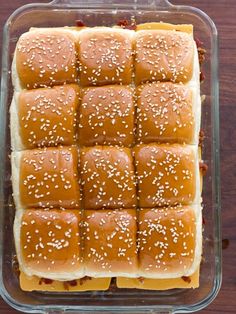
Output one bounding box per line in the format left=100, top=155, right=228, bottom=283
left=0, top=0, right=221, bottom=313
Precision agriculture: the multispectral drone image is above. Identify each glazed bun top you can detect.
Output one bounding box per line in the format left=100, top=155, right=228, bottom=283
left=135, top=30, right=194, bottom=85
left=16, top=30, right=78, bottom=89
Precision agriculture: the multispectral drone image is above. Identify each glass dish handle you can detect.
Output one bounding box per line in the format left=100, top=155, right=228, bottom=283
left=50, top=0, right=172, bottom=8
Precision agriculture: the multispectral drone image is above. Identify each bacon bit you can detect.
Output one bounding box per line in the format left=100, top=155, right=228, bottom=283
left=199, top=129, right=205, bottom=147
left=200, top=71, right=205, bottom=82
left=181, top=276, right=191, bottom=284
left=79, top=276, right=92, bottom=286
left=117, top=19, right=129, bottom=27
left=63, top=279, right=78, bottom=290
left=198, top=47, right=206, bottom=65
left=39, top=278, right=53, bottom=285
left=199, top=162, right=208, bottom=175
left=195, top=37, right=206, bottom=82
left=117, top=19, right=136, bottom=30
left=195, top=37, right=204, bottom=49
left=109, top=277, right=117, bottom=291
left=63, top=282, right=70, bottom=290
left=202, top=217, right=206, bottom=225
left=68, top=280, right=77, bottom=287
left=138, top=277, right=145, bottom=284
left=195, top=37, right=206, bottom=64
left=222, top=239, right=230, bottom=250
left=76, top=20, right=86, bottom=27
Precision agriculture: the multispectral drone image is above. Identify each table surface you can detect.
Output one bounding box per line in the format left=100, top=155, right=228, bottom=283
left=0, top=0, right=235, bottom=313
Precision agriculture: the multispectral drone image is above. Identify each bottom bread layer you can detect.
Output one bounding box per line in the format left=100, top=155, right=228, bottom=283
left=19, top=268, right=199, bottom=292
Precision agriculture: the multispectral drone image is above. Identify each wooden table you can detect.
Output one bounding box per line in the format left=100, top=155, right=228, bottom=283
left=0, top=0, right=235, bottom=313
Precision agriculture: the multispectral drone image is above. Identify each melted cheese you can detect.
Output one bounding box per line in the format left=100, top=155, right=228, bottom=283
left=117, top=268, right=199, bottom=290
left=136, top=22, right=193, bottom=34
left=20, top=272, right=111, bottom=292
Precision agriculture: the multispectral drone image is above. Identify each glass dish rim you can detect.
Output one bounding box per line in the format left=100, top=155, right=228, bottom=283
left=0, top=0, right=221, bottom=313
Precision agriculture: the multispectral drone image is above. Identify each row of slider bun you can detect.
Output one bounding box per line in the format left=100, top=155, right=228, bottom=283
left=10, top=81, right=201, bottom=151
left=11, top=145, right=201, bottom=210
left=12, top=26, right=196, bottom=90
left=14, top=205, right=201, bottom=281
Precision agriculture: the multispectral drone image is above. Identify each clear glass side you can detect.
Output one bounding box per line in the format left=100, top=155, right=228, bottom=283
left=0, top=1, right=221, bottom=313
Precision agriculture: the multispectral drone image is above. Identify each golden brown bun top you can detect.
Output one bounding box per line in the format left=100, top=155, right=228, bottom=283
left=134, top=144, right=196, bottom=207
left=80, top=146, right=137, bottom=209
left=20, top=209, right=81, bottom=273
left=79, top=85, right=134, bottom=147
left=16, top=31, right=78, bottom=89
left=18, top=84, right=80, bottom=148
left=135, top=30, right=194, bottom=84
left=19, top=146, right=80, bottom=209
left=83, top=209, right=138, bottom=273
left=78, top=29, right=133, bottom=86
left=138, top=206, right=196, bottom=275
left=136, top=82, right=194, bottom=144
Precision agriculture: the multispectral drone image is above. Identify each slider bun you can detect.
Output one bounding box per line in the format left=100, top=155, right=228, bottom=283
left=79, top=85, right=134, bottom=147
left=136, top=82, right=195, bottom=144
left=15, top=30, right=78, bottom=89
left=134, top=144, right=198, bottom=207
left=135, top=30, right=194, bottom=85
left=83, top=209, right=138, bottom=277
left=11, top=84, right=79, bottom=150
left=11, top=146, right=80, bottom=209
left=12, top=51, right=22, bottom=92
left=78, top=28, right=134, bottom=86
left=138, top=205, right=202, bottom=278
left=80, top=146, right=137, bottom=209
left=10, top=92, right=24, bottom=151
left=14, top=209, right=84, bottom=281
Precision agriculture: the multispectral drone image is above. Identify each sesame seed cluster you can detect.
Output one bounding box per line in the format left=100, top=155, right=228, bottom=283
left=15, top=28, right=194, bottom=89
left=12, top=26, right=201, bottom=282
